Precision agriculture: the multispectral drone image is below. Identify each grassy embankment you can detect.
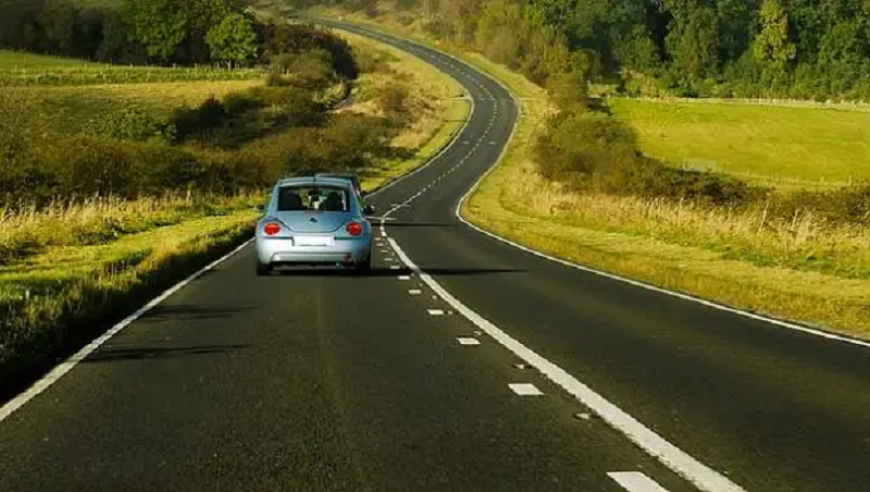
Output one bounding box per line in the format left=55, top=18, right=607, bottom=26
left=309, top=6, right=870, bottom=339
left=0, top=31, right=467, bottom=396
left=328, top=30, right=469, bottom=191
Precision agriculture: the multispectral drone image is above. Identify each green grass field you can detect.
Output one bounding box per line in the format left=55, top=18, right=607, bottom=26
left=331, top=28, right=470, bottom=191
left=7, top=80, right=262, bottom=134
left=608, top=98, right=870, bottom=188
left=309, top=6, right=870, bottom=337
left=0, top=19, right=470, bottom=393
left=0, top=50, right=263, bottom=86
left=0, top=50, right=100, bottom=69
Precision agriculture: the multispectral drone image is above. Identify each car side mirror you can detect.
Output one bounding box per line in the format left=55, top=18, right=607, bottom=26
left=363, top=204, right=376, bottom=215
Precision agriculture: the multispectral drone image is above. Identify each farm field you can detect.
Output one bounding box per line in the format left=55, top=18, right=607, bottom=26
left=607, top=98, right=870, bottom=189
left=308, top=6, right=870, bottom=335
left=5, top=81, right=262, bottom=134
left=0, top=49, right=263, bottom=86
left=0, top=15, right=468, bottom=394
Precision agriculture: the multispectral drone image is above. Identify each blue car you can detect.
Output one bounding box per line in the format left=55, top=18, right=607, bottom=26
left=255, top=176, right=375, bottom=275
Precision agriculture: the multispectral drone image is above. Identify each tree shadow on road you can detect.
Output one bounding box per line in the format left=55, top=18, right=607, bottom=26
left=378, top=221, right=459, bottom=228
left=264, top=266, right=523, bottom=277
left=137, top=304, right=254, bottom=322
left=84, top=344, right=249, bottom=363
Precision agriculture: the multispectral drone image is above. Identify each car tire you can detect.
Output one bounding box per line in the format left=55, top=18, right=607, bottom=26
left=256, top=262, right=272, bottom=276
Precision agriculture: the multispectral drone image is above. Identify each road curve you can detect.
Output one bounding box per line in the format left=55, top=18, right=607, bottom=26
left=1, top=18, right=869, bottom=492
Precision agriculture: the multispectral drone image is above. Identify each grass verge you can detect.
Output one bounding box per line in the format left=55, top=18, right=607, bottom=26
left=327, top=28, right=470, bottom=191
left=310, top=9, right=870, bottom=340
left=0, top=195, right=260, bottom=399
left=0, top=23, right=469, bottom=399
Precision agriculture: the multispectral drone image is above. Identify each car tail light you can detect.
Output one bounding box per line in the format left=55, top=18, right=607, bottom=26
left=263, top=222, right=281, bottom=236
left=346, top=221, right=363, bottom=237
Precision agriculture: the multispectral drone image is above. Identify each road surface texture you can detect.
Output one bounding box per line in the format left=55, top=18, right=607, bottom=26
left=2, top=19, right=870, bottom=492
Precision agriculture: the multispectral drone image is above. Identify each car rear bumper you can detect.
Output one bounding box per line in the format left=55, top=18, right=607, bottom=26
left=255, top=237, right=371, bottom=265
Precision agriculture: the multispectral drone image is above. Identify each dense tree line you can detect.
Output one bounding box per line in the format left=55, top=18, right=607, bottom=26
left=0, top=0, right=355, bottom=71
left=0, top=0, right=247, bottom=64
left=287, top=0, right=870, bottom=224
left=309, top=0, right=870, bottom=100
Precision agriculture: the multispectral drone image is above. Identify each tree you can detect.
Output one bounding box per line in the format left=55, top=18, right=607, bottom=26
left=97, top=9, right=133, bottom=62
left=716, top=0, right=753, bottom=63
left=181, top=0, right=241, bottom=61
left=663, top=1, right=720, bottom=79
left=753, top=0, right=796, bottom=71
left=36, top=0, right=78, bottom=55
left=125, top=0, right=189, bottom=62
left=546, top=69, right=590, bottom=110
left=206, top=13, right=258, bottom=68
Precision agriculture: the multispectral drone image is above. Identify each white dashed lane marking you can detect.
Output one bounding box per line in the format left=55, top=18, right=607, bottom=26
left=427, top=309, right=445, bottom=316
left=408, top=289, right=422, bottom=295
left=337, top=26, right=742, bottom=492
left=387, top=238, right=746, bottom=492
left=457, top=337, right=481, bottom=346
left=398, top=275, right=411, bottom=281
left=608, top=472, right=672, bottom=492
left=508, top=383, right=543, bottom=396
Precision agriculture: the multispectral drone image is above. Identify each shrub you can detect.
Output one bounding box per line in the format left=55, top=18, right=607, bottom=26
left=259, top=21, right=359, bottom=80
left=535, top=109, right=638, bottom=179
left=169, top=86, right=325, bottom=147
left=376, top=82, right=409, bottom=117
left=536, top=105, right=754, bottom=206
left=84, top=108, right=175, bottom=143
left=169, top=96, right=228, bottom=141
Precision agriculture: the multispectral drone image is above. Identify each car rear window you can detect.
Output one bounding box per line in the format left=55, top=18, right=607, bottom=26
left=276, top=185, right=350, bottom=212
left=317, top=174, right=360, bottom=196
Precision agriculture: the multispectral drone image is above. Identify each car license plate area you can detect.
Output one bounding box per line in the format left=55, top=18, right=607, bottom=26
left=293, top=235, right=335, bottom=247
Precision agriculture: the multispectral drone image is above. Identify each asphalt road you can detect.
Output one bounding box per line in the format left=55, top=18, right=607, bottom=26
left=2, top=19, right=870, bottom=492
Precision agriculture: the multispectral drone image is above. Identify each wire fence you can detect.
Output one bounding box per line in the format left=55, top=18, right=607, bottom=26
left=605, top=95, right=870, bottom=112
left=0, top=65, right=265, bottom=86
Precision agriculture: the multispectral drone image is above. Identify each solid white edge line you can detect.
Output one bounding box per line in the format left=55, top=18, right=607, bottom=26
left=315, top=20, right=768, bottom=491
left=608, top=472, right=672, bottom=492
left=388, top=237, right=746, bottom=492
left=320, top=20, right=788, bottom=490
left=318, top=23, right=475, bottom=200
left=454, top=197, right=870, bottom=349
left=0, top=25, right=480, bottom=425
left=446, top=47, right=870, bottom=352
left=0, top=238, right=255, bottom=423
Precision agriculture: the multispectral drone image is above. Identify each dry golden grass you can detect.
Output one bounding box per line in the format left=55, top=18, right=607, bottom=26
left=462, top=84, right=870, bottom=337
left=0, top=193, right=261, bottom=264
left=310, top=5, right=870, bottom=338
left=0, top=204, right=257, bottom=390
left=333, top=28, right=470, bottom=191
left=1, top=6, right=478, bottom=389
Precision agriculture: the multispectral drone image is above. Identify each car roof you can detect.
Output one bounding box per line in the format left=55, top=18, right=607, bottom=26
left=315, top=172, right=358, bottom=178
left=315, top=173, right=359, bottom=186
left=275, top=176, right=352, bottom=188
